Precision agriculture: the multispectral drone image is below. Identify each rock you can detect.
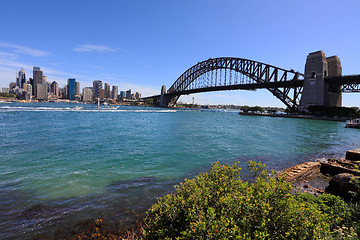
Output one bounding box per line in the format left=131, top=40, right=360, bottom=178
left=325, top=173, right=359, bottom=199
left=280, top=162, right=321, bottom=183
left=346, top=148, right=360, bottom=161
left=320, top=161, right=360, bottom=176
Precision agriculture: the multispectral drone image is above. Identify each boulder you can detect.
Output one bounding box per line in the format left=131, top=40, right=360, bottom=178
left=325, top=173, right=359, bottom=199
left=346, top=148, right=360, bottom=161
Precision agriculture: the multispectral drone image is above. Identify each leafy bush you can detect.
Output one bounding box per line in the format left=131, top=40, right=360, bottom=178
left=143, top=161, right=356, bottom=239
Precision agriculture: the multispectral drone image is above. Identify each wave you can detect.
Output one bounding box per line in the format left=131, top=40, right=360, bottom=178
left=0, top=106, right=177, bottom=113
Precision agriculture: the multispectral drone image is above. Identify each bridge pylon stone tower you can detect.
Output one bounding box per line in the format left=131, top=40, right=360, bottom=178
left=299, top=50, right=342, bottom=110
left=160, top=85, right=168, bottom=107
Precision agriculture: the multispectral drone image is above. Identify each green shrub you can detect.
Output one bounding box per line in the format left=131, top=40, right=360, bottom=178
left=143, top=161, right=356, bottom=239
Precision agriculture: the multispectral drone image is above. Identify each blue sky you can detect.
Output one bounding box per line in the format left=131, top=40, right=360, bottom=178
left=0, top=0, right=359, bottom=107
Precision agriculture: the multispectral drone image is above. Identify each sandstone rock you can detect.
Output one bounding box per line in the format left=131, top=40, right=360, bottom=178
left=325, top=173, right=359, bottom=199
left=346, top=148, right=360, bottom=161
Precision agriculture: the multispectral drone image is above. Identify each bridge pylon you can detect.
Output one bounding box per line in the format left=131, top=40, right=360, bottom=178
left=299, top=51, right=342, bottom=110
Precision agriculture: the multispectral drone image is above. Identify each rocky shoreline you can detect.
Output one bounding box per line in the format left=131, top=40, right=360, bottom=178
left=279, top=148, right=360, bottom=199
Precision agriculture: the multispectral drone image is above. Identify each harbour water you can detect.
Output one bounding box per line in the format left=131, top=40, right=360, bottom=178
left=1, top=102, right=360, bottom=239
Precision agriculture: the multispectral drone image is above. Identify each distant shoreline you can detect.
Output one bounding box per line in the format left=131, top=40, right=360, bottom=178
left=238, top=112, right=348, bottom=122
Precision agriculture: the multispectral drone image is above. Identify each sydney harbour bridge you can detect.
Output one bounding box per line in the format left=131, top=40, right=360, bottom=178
left=144, top=51, right=360, bottom=110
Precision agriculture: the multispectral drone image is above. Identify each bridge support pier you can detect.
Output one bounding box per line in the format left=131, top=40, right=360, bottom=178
left=299, top=51, right=342, bottom=110
left=160, top=85, right=169, bottom=107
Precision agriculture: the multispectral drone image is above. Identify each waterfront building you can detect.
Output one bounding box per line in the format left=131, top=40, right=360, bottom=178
left=135, top=92, right=141, bottom=100
left=104, top=83, right=111, bottom=99
left=68, top=78, right=76, bottom=100
left=51, top=81, right=59, bottom=96
left=33, top=66, right=43, bottom=98
left=126, top=89, right=131, bottom=99
left=16, top=68, right=26, bottom=88
left=60, top=86, right=67, bottom=99
left=100, top=88, right=105, bottom=100
left=119, top=91, right=126, bottom=99
left=83, top=87, right=93, bottom=102
left=93, top=80, right=102, bottom=99
left=112, top=85, right=118, bottom=99
left=36, top=84, right=47, bottom=100
left=75, top=82, right=80, bottom=96
left=2, top=88, right=9, bottom=93
left=26, top=84, right=32, bottom=95
left=29, top=78, right=34, bottom=95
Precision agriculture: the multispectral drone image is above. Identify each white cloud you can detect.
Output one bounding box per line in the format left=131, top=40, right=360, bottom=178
left=73, top=44, right=118, bottom=53
left=0, top=42, right=49, bottom=57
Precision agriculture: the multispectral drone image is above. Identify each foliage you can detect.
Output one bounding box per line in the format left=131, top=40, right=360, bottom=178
left=143, top=161, right=356, bottom=239
left=240, top=105, right=264, bottom=113
left=144, top=98, right=155, bottom=106
left=0, top=92, right=16, bottom=98
left=307, top=105, right=360, bottom=118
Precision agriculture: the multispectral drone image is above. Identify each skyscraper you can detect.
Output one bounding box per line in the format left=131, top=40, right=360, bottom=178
left=112, top=86, right=118, bottom=99
left=51, top=81, right=59, bottom=96
left=33, top=66, right=43, bottom=98
left=93, top=80, right=102, bottom=99
left=126, top=89, right=131, bottom=99
left=75, top=82, right=80, bottom=96
left=104, top=83, right=111, bottom=99
left=83, top=87, right=93, bottom=102
left=68, top=78, right=76, bottom=100
left=16, top=68, right=26, bottom=88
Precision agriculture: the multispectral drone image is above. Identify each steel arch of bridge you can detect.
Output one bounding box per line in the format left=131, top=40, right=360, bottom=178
left=167, top=57, right=304, bottom=109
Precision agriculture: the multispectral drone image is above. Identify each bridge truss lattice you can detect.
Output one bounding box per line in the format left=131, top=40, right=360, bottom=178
left=167, top=57, right=304, bottom=109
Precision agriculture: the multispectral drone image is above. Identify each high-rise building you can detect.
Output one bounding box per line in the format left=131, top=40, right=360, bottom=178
left=93, top=80, right=102, bottom=99
left=33, top=66, right=43, bottom=98
left=9, top=82, right=16, bottom=90
left=83, top=87, right=93, bottom=102
left=42, top=75, right=47, bottom=83
left=29, top=78, right=34, bottom=95
left=26, top=84, right=32, bottom=96
left=16, top=68, right=26, bottom=88
left=36, top=84, right=47, bottom=100
left=112, top=86, right=118, bottom=99
left=126, top=89, right=131, bottom=99
left=100, top=89, right=105, bottom=99
left=104, top=83, right=111, bottom=99
left=119, top=91, right=126, bottom=99
left=68, top=78, right=76, bottom=100
left=51, top=81, right=59, bottom=96
left=75, top=82, right=80, bottom=96
left=135, top=92, right=141, bottom=100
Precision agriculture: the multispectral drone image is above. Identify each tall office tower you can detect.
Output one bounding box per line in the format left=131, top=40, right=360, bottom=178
left=68, top=78, right=76, bottom=100
left=33, top=66, right=43, bottom=97
left=125, top=89, right=131, bottom=99
left=112, top=85, right=118, bottom=99
left=93, top=80, right=102, bottom=99
left=99, top=89, right=105, bottom=99
left=29, top=78, right=34, bottom=95
left=51, top=81, right=59, bottom=96
left=16, top=68, right=26, bottom=88
left=135, top=92, right=141, bottom=100
left=104, top=83, right=111, bottom=99
left=26, top=84, right=32, bottom=95
left=83, top=87, right=93, bottom=102
left=36, top=84, right=48, bottom=100
left=119, top=91, right=126, bottom=99
left=42, top=75, right=47, bottom=83
left=75, top=82, right=80, bottom=96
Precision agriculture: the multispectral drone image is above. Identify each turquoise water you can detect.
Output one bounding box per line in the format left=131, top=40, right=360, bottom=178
left=1, top=102, right=359, bottom=239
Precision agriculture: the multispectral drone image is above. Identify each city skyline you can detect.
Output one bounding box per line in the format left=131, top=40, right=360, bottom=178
left=0, top=0, right=360, bottom=107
